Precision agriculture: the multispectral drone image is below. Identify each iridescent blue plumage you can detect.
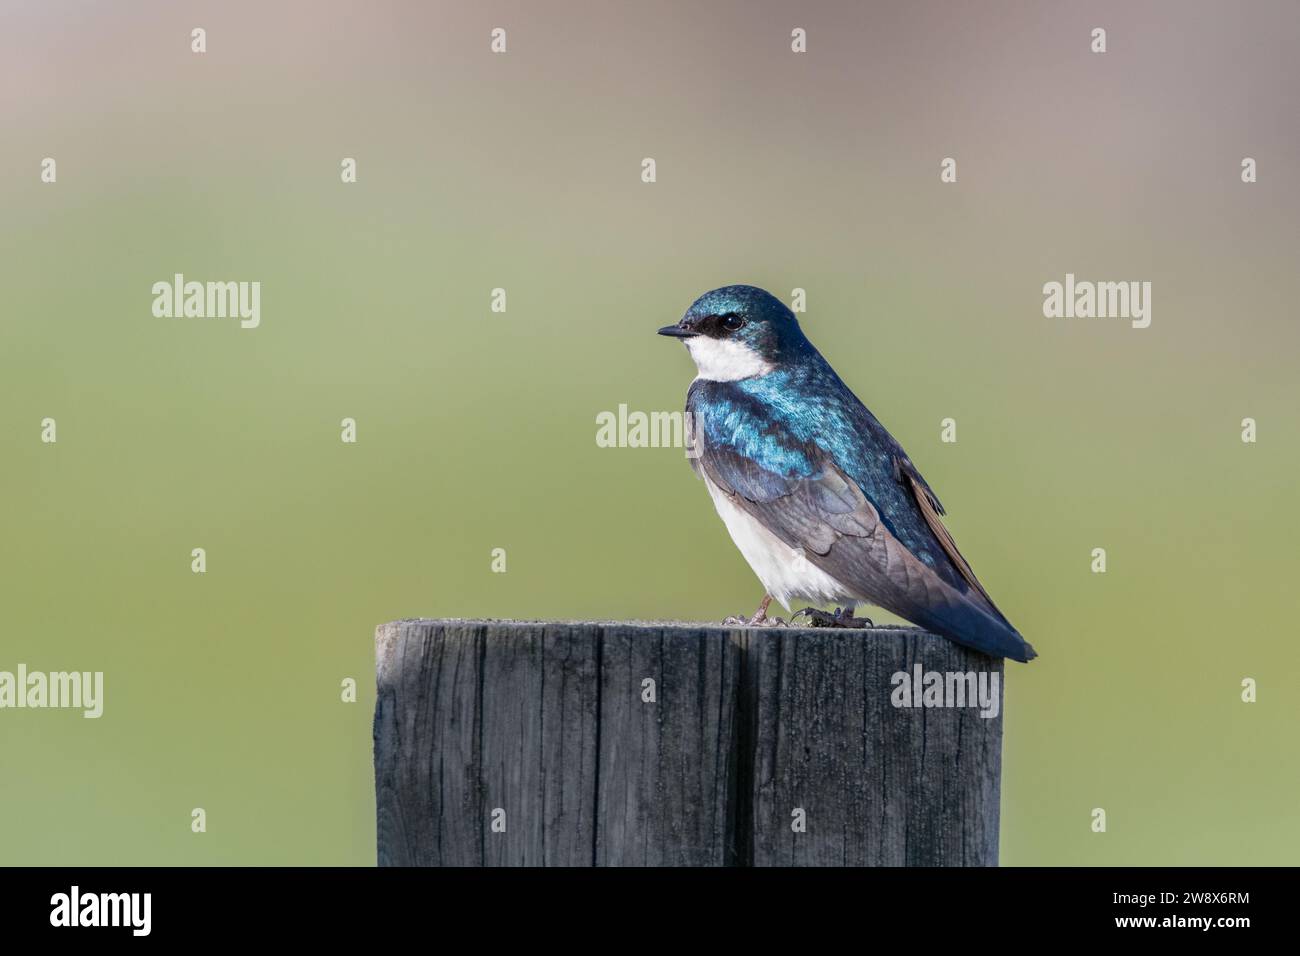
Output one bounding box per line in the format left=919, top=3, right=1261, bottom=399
left=664, top=285, right=1036, bottom=662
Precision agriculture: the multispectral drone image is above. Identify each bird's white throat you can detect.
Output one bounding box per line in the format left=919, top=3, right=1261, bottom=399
left=685, top=337, right=774, bottom=382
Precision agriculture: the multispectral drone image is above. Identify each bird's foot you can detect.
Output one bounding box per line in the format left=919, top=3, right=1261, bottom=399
left=793, top=606, right=874, bottom=629
left=723, top=595, right=786, bottom=627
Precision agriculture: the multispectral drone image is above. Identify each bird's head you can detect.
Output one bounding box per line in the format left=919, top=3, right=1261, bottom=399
left=657, top=285, right=808, bottom=381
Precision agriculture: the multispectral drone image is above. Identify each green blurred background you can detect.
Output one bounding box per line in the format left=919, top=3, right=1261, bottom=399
left=2, top=0, right=1297, bottom=865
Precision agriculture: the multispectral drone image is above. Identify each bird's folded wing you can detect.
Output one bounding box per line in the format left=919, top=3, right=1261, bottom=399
left=695, top=429, right=1031, bottom=660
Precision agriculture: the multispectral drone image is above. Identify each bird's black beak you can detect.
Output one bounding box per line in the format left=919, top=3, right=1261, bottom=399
left=658, top=323, right=698, bottom=338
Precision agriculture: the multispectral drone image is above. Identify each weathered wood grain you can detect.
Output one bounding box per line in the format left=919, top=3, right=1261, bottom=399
left=374, top=619, right=1003, bottom=867
left=593, top=624, right=742, bottom=866
left=743, top=627, right=1002, bottom=866
left=374, top=620, right=600, bottom=866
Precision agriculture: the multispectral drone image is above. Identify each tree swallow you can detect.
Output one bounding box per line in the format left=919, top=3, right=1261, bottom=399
left=659, top=285, right=1036, bottom=662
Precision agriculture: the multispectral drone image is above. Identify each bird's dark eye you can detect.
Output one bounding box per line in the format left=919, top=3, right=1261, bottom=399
left=720, top=313, right=746, bottom=332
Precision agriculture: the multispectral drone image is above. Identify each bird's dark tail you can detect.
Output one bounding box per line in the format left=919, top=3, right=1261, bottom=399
left=867, top=577, right=1035, bottom=661
left=914, top=599, right=1037, bottom=662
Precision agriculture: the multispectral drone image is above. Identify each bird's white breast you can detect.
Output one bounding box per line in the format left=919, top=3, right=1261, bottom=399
left=703, top=474, right=856, bottom=611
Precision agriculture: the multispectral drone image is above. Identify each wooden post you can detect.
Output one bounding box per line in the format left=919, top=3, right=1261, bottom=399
left=374, top=619, right=1003, bottom=867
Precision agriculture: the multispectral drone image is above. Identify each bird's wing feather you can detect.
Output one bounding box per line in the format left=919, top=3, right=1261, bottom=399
left=903, top=471, right=1003, bottom=615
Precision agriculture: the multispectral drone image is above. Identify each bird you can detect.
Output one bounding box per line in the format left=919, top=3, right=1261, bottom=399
left=658, top=284, right=1036, bottom=662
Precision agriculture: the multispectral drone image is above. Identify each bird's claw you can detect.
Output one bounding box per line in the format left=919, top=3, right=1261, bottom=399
left=793, top=606, right=874, bottom=628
